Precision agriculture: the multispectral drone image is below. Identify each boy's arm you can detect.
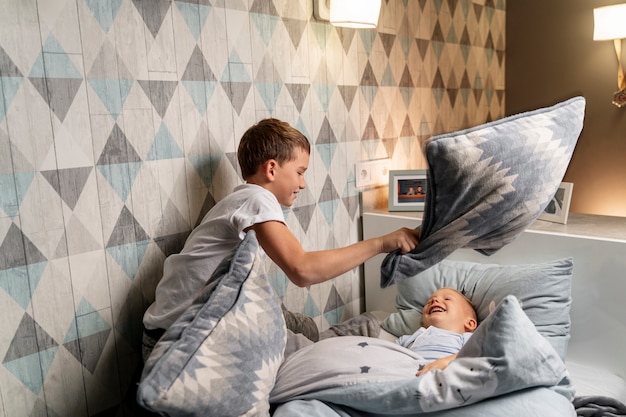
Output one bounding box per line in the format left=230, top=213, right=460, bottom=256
left=250, top=220, right=418, bottom=287
left=416, top=354, right=457, bottom=376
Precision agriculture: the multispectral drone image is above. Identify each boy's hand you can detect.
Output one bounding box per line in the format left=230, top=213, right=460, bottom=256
left=381, top=227, right=419, bottom=254
left=416, top=354, right=457, bottom=376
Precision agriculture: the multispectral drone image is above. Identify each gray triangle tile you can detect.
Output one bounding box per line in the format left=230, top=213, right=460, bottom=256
left=335, top=27, right=357, bottom=54
left=106, top=206, right=149, bottom=247
left=337, top=85, right=357, bottom=110
left=194, top=191, right=216, bottom=228
left=292, top=203, right=315, bottom=233
left=28, top=77, right=83, bottom=122
left=0, top=45, right=23, bottom=77
left=77, top=330, right=111, bottom=373
left=153, top=231, right=189, bottom=258
left=41, top=167, right=92, bottom=210
left=3, top=314, right=58, bottom=362
left=318, top=175, right=340, bottom=203
left=361, top=116, right=380, bottom=141
left=360, top=62, right=378, bottom=87
left=315, top=117, right=337, bottom=145
left=220, top=81, right=251, bottom=115
left=137, top=80, right=179, bottom=118
left=282, top=18, right=307, bottom=49
left=400, top=115, right=415, bottom=137
left=379, top=33, right=396, bottom=58
left=285, top=83, right=310, bottom=112
left=88, top=39, right=133, bottom=80
left=97, top=124, right=142, bottom=165
left=64, top=215, right=103, bottom=256
left=341, top=194, right=359, bottom=220
left=0, top=223, right=47, bottom=269
left=182, top=45, right=216, bottom=81
left=131, top=0, right=172, bottom=38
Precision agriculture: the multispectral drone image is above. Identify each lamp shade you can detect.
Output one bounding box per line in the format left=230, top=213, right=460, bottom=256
left=593, top=3, right=626, bottom=40
left=330, top=0, right=381, bottom=29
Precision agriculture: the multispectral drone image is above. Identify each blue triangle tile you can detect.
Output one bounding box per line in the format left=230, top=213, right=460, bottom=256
left=318, top=200, right=338, bottom=226
left=323, top=307, right=344, bottom=326
left=0, top=172, right=34, bottom=219
left=359, top=31, right=377, bottom=54
left=146, top=123, right=184, bottom=160
left=182, top=80, right=217, bottom=115
left=75, top=299, right=112, bottom=338
left=0, top=262, right=46, bottom=309
left=268, top=271, right=288, bottom=298
left=85, top=0, right=123, bottom=33
left=87, top=78, right=133, bottom=117
left=29, top=36, right=82, bottom=79
left=399, top=86, right=413, bottom=109
left=96, top=162, right=142, bottom=202
left=381, top=64, right=396, bottom=86
left=188, top=153, right=220, bottom=187
left=360, top=85, right=377, bottom=110
left=221, top=51, right=251, bottom=82
left=255, top=82, right=282, bottom=112
left=315, top=143, right=336, bottom=170
left=0, top=76, right=23, bottom=121
left=4, top=349, right=56, bottom=394
left=251, top=13, right=279, bottom=46
left=303, top=294, right=321, bottom=318
left=175, top=1, right=211, bottom=40
left=310, top=22, right=331, bottom=50
left=106, top=240, right=150, bottom=280
left=313, top=84, right=333, bottom=112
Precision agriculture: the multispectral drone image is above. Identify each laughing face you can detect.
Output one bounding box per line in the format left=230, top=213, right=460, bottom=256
left=422, top=288, right=477, bottom=334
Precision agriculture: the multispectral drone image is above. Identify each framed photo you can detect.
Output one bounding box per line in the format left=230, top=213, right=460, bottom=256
left=539, top=182, right=573, bottom=224
left=388, top=169, right=428, bottom=211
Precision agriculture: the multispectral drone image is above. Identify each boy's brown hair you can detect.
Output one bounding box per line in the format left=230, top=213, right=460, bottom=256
left=237, top=118, right=311, bottom=179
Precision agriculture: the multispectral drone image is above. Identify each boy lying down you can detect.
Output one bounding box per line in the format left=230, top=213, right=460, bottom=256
left=269, top=294, right=573, bottom=414
left=280, top=287, right=477, bottom=378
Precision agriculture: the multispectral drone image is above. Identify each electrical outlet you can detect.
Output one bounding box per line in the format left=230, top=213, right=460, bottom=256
left=355, top=159, right=390, bottom=188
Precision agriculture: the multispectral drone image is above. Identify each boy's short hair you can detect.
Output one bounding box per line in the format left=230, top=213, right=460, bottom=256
left=237, top=118, right=311, bottom=179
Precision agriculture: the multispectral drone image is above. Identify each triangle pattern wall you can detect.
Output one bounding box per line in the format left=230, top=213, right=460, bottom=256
left=0, top=0, right=505, bottom=415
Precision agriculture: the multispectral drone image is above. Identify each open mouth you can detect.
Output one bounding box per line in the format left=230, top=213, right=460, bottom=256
left=428, top=306, right=445, bottom=314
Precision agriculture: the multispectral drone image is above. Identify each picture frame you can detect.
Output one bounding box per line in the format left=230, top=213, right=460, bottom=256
left=388, top=169, right=428, bottom=211
left=538, top=182, right=573, bottom=224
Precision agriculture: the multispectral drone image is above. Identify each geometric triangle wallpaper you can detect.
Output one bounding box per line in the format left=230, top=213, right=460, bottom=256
left=0, top=0, right=504, bottom=415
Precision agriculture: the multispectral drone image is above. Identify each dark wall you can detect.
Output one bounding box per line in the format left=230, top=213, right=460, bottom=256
left=507, top=0, right=626, bottom=217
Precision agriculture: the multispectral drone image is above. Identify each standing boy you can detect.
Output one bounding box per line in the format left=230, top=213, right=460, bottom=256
left=142, top=118, right=419, bottom=359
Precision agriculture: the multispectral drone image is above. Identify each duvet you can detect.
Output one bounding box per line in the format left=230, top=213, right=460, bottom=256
left=270, top=296, right=576, bottom=416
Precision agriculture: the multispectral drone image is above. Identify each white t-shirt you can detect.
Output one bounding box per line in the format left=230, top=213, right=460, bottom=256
left=396, top=326, right=473, bottom=361
left=143, top=184, right=285, bottom=330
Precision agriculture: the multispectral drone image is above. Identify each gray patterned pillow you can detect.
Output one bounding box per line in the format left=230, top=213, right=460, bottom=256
left=381, top=97, right=585, bottom=286
left=137, top=231, right=286, bottom=417
left=382, top=257, right=573, bottom=359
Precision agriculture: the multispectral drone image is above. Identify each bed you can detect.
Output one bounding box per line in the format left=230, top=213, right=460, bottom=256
left=135, top=97, right=626, bottom=416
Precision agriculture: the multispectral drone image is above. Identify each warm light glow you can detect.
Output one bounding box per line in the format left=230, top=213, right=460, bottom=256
left=593, top=4, right=626, bottom=41
left=330, top=0, right=381, bottom=29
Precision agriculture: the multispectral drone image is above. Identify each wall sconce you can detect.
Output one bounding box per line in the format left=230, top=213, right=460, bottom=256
left=313, top=0, right=381, bottom=29
left=593, top=3, right=626, bottom=107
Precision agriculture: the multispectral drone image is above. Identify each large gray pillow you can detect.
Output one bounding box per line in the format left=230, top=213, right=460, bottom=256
left=137, top=231, right=286, bottom=417
left=381, top=97, right=585, bottom=286
left=382, top=258, right=573, bottom=360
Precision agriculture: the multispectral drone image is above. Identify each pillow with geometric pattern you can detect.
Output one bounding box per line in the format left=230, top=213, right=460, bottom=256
left=137, top=231, right=286, bottom=417
left=381, top=97, right=585, bottom=286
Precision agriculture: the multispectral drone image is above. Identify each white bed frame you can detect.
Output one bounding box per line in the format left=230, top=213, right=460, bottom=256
left=363, top=211, right=626, bottom=400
